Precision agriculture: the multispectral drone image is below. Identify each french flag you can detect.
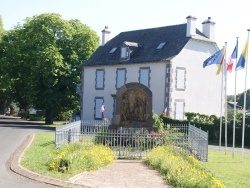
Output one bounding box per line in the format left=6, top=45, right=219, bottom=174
left=100, top=104, right=105, bottom=114
left=227, top=40, right=238, bottom=73
left=163, top=106, right=168, bottom=116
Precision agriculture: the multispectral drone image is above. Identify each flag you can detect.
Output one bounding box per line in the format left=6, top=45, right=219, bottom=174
left=235, top=41, right=248, bottom=71
left=100, top=104, right=105, bottom=114
left=216, top=48, right=226, bottom=75
left=163, top=107, right=168, bottom=116
left=227, top=40, right=238, bottom=73
left=203, top=49, right=224, bottom=68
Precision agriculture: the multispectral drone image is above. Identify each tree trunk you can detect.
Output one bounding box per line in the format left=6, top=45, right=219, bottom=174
left=45, top=109, right=53, bottom=124
left=20, top=103, right=29, bottom=119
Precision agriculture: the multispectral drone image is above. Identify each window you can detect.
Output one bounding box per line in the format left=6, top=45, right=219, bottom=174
left=95, top=69, right=105, bottom=90
left=156, top=42, right=166, bottom=49
left=116, top=68, right=126, bottom=89
left=109, top=47, right=117, bottom=53
left=95, top=97, right=104, bottom=119
left=176, top=68, right=186, bottom=90
left=121, top=46, right=130, bottom=60
left=175, top=100, right=185, bottom=120
left=139, top=67, right=150, bottom=87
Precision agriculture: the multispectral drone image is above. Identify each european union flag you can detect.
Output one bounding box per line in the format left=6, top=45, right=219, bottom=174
left=203, top=49, right=223, bottom=68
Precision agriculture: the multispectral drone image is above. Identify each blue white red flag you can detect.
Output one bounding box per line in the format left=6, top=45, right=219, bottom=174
left=227, top=40, right=238, bottom=73
left=100, top=104, right=105, bottom=113
left=163, top=107, right=168, bottom=116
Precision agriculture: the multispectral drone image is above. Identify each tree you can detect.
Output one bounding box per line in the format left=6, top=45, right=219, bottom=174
left=237, top=89, right=250, bottom=110
left=0, top=13, right=99, bottom=123
left=0, top=15, right=3, bottom=39
left=0, top=19, right=31, bottom=114
left=0, top=25, right=36, bottom=116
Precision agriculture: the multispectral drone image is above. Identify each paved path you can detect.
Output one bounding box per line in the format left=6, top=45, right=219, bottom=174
left=69, top=160, right=169, bottom=188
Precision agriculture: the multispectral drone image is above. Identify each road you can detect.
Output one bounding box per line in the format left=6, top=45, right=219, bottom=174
left=0, top=115, right=57, bottom=188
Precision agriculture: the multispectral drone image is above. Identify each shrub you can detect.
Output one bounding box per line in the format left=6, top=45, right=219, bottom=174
left=146, top=145, right=225, bottom=188
left=48, top=142, right=116, bottom=173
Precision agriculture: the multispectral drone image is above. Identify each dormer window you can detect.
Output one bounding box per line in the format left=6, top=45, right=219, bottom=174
left=121, top=46, right=130, bottom=59
left=109, top=47, right=117, bottom=54
left=156, top=42, right=166, bottom=49
left=120, top=41, right=139, bottom=61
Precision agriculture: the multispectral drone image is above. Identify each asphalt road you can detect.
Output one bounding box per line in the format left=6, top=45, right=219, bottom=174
left=0, top=115, right=57, bottom=188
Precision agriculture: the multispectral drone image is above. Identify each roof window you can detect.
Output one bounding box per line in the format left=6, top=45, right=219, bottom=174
left=109, top=47, right=117, bottom=53
left=156, top=42, right=166, bottom=49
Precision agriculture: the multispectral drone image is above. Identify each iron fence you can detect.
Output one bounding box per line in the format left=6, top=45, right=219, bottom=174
left=188, top=124, right=208, bottom=161
left=55, top=121, right=81, bottom=148
left=55, top=121, right=208, bottom=161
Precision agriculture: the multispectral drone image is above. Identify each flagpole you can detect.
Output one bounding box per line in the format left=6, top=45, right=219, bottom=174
left=233, top=37, right=238, bottom=158
left=241, top=29, right=250, bottom=162
left=219, top=47, right=224, bottom=152
left=224, top=42, right=228, bottom=154
left=219, top=89, right=222, bottom=151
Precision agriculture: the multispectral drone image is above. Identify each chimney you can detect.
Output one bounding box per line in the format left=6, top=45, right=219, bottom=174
left=186, top=15, right=197, bottom=37
left=101, top=26, right=111, bottom=46
left=202, top=17, right=215, bottom=41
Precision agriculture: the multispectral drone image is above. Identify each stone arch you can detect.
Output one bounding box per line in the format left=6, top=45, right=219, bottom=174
left=113, top=82, right=153, bottom=127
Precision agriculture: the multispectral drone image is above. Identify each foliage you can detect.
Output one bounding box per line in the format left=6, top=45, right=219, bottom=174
left=152, top=113, right=164, bottom=132
left=28, top=114, right=45, bottom=121
left=48, top=143, right=116, bottom=173
left=185, top=112, right=219, bottom=125
left=0, top=13, right=99, bottom=124
left=94, top=128, right=168, bottom=151
left=146, top=145, right=225, bottom=188
left=179, top=111, right=250, bottom=147
left=0, top=15, right=3, bottom=39
left=235, top=89, right=250, bottom=110
left=21, top=132, right=116, bottom=180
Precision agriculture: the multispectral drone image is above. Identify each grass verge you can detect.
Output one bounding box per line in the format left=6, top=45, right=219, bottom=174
left=20, top=132, right=116, bottom=180
left=201, top=150, right=250, bottom=188
left=145, top=145, right=225, bottom=188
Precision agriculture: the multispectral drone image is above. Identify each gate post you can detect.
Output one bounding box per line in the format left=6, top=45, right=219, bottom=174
left=119, top=127, right=122, bottom=157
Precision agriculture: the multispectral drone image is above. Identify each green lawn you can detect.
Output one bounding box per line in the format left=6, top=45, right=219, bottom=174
left=201, top=150, right=250, bottom=188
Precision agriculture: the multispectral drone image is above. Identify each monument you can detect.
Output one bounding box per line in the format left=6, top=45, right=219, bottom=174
left=112, top=82, right=153, bottom=127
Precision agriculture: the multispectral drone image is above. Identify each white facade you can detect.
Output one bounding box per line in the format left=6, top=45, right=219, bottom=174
left=81, top=38, right=225, bottom=120
left=82, top=62, right=166, bottom=120
left=170, top=39, right=224, bottom=118
left=81, top=16, right=225, bottom=121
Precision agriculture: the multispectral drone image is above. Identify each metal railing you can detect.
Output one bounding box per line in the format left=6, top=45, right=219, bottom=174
left=188, top=124, right=208, bottom=161
left=55, top=121, right=81, bottom=148
left=55, top=121, right=208, bottom=161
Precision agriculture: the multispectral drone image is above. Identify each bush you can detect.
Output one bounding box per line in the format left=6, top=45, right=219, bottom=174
left=146, top=145, right=225, bottom=188
left=48, top=142, right=116, bottom=173
left=29, top=114, right=45, bottom=121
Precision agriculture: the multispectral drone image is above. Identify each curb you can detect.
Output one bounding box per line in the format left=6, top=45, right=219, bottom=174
left=7, top=134, right=91, bottom=188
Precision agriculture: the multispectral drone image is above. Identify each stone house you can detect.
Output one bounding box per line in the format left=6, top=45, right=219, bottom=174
left=80, top=16, right=225, bottom=125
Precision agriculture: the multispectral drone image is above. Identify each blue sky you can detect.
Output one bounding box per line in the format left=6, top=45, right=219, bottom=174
left=1, top=0, right=249, bottom=95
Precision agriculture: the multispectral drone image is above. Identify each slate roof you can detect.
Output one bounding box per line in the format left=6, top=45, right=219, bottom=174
left=83, top=23, right=208, bottom=66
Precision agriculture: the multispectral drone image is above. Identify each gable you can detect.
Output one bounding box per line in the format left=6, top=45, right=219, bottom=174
left=83, top=24, right=209, bottom=67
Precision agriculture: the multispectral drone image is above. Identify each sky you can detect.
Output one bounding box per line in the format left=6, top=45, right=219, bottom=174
left=0, top=0, right=250, bottom=95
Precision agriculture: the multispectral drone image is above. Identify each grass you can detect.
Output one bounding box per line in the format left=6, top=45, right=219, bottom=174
left=201, top=150, right=250, bottom=188
left=20, top=132, right=116, bottom=180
